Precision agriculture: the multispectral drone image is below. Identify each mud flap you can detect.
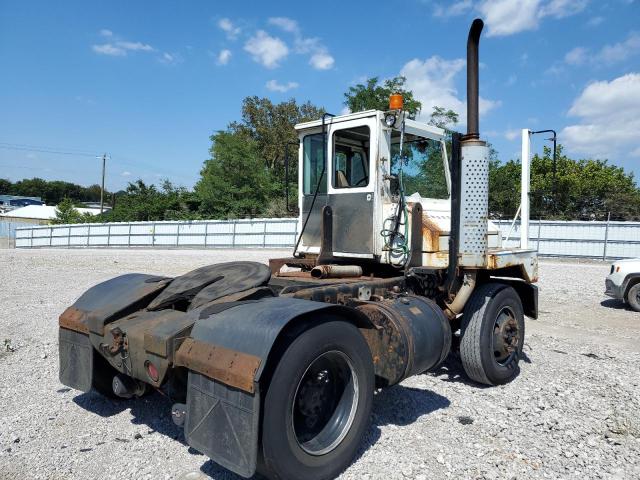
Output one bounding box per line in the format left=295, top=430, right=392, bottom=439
left=58, top=328, right=93, bottom=392
left=184, top=372, right=259, bottom=478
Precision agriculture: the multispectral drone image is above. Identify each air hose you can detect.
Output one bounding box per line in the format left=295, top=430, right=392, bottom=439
left=381, top=115, right=410, bottom=267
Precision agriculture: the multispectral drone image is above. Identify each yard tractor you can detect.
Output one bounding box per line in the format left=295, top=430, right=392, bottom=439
left=58, top=19, right=538, bottom=480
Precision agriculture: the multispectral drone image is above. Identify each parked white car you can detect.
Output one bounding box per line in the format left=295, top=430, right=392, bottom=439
left=605, top=259, right=640, bottom=312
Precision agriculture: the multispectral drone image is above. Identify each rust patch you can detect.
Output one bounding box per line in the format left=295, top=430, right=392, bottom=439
left=422, top=215, right=442, bottom=252
left=357, top=302, right=408, bottom=386
left=269, top=257, right=317, bottom=276
left=175, top=338, right=261, bottom=393
left=58, top=306, right=89, bottom=334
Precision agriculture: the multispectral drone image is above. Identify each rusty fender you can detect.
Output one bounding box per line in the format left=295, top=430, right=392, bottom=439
left=175, top=338, right=261, bottom=393
left=59, top=306, right=90, bottom=334
left=58, top=273, right=172, bottom=336
left=179, top=296, right=374, bottom=478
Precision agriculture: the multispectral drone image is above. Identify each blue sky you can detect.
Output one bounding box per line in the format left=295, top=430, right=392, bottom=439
left=1, top=0, right=639, bottom=191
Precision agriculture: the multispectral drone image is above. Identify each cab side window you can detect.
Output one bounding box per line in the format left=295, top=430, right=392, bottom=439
left=332, top=126, right=370, bottom=189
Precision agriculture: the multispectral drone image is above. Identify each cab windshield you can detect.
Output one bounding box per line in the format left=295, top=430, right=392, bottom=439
left=390, top=130, right=449, bottom=200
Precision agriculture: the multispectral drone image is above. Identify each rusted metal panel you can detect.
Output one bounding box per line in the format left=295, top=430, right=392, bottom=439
left=58, top=306, right=89, bottom=334
left=356, top=296, right=451, bottom=387
left=487, top=248, right=539, bottom=283
left=287, top=277, right=405, bottom=304
left=140, top=310, right=196, bottom=358
left=357, top=303, right=408, bottom=386
left=175, top=338, right=261, bottom=394
left=422, top=214, right=442, bottom=253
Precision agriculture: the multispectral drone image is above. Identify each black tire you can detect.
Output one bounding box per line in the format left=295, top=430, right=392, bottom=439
left=626, top=283, right=640, bottom=312
left=460, top=283, right=525, bottom=386
left=261, top=320, right=374, bottom=480
left=91, top=350, right=119, bottom=398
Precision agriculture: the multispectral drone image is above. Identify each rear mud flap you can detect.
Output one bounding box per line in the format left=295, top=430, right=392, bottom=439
left=59, top=328, right=93, bottom=392
left=184, top=372, right=259, bottom=478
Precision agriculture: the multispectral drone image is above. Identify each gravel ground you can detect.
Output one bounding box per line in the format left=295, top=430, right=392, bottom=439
left=1, top=249, right=639, bottom=480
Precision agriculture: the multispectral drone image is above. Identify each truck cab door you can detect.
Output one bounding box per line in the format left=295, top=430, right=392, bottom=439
left=327, top=118, right=377, bottom=257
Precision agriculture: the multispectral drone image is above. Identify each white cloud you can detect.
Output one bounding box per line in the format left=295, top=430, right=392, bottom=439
left=265, top=80, right=299, bottom=92
left=216, top=49, right=232, bottom=65
left=433, top=0, right=474, bottom=17
left=586, top=16, right=604, bottom=27
left=400, top=55, right=499, bottom=127
left=121, top=171, right=132, bottom=177
left=478, top=0, right=588, bottom=37
left=116, top=41, right=154, bottom=52
left=218, top=18, right=240, bottom=39
left=268, top=17, right=300, bottom=33
left=310, top=51, right=334, bottom=70
left=597, top=32, right=640, bottom=65
left=92, top=44, right=126, bottom=56
left=92, top=32, right=155, bottom=57
left=564, top=46, right=588, bottom=65
left=159, top=52, right=181, bottom=65
left=478, top=0, right=542, bottom=36
left=539, top=0, right=589, bottom=18
left=504, top=129, right=520, bottom=140
left=244, top=30, right=289, bottom=68
left=561, top=73, right=640, bottom=159
left=563, top=33, right=640, bottom=67
left=264, top=16, right=335, bottom=70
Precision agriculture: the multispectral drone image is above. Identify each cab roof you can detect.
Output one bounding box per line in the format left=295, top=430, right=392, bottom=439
left=294, top=109, right=380, bottom=131
left=294, top=109, right=447, bottom=142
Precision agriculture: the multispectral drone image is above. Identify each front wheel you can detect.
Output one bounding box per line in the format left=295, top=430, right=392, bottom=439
left=460, top=283, right=525, bottom=385
left=626, top=283, right=640, bottom=312
left=261, top=320, right=374, bottom=480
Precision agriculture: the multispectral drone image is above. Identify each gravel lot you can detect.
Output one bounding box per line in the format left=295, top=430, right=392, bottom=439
left=1, top=249, right=639, bottom=480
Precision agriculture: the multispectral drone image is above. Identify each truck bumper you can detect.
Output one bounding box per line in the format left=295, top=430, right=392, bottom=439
left=605, top=276, right=624, bottom=299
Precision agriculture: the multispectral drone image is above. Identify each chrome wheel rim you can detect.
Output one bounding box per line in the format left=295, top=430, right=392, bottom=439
left=291, top=350, right=359, bottom=456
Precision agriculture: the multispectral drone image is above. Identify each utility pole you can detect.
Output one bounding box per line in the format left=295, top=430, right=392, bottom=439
left=100, top=153, right=107, bottom=214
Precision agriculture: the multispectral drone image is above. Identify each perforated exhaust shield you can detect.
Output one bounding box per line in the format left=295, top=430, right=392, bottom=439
left=459, top=141, right=489, bottom=267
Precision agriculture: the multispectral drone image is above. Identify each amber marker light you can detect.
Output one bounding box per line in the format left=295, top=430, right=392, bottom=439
left=389, top=94, right=403, bottom=110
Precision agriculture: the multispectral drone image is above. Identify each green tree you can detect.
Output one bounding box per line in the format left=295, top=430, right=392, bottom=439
left=106, top=180, right=196, bottom=222
left=344, top=76, right=422, bottom=118
left=229, top=96, right=324, bottom=199
left=196, top=131, right=272, bottom=219
left=0, top=178, right=12, bottom=194
left=488, top=145, right=640, bottom=220
left=428, top=106, right=459, bottom=129
left=4, top=177, right=109, bottom=204
left=52, top=198, right=92, bottom=224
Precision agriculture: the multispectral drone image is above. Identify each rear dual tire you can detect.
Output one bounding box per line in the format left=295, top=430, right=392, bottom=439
left=261, top=320, right=374, bottom=480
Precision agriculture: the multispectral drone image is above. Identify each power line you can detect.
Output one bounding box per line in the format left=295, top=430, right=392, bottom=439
left=0, top=144, right=99, bottom=157
left=0, top=141, right=198, bottom=184
left=0, top=141, right=99, bottom=154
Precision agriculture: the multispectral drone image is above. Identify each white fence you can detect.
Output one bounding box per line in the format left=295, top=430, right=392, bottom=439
left=15, top=218, right=298, bottom=249
left=13, top=218, right=640, bottom=259
left=494, top=220, right=640, bottom=259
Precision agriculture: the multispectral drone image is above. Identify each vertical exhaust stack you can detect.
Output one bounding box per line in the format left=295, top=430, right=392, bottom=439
left=458, top=18, right=490, bottom=268
left=465, top=19, right=483, bottom=141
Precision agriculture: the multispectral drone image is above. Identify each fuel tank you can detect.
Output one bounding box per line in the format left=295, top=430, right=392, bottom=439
left=357, top=295, right=451, bottom=386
